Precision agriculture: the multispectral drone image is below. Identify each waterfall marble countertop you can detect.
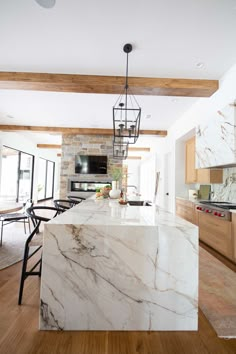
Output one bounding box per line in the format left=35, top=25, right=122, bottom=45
left=40, top=198, right=199, bottom=331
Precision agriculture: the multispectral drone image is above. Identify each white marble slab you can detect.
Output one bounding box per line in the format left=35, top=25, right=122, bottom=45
left=40, top=198, right=198, bottom=331
left=196, top=104, right=236, bottom=168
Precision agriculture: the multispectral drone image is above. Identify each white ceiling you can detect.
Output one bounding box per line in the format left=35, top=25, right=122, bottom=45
left=0, top=0, right=236, bottom=145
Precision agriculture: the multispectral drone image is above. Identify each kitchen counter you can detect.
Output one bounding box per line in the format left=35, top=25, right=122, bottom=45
left=176, top=196, right=200, bottom=203
left=40, top=198, right=198, bottom=331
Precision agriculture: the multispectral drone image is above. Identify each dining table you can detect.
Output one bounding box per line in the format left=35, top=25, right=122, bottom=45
left=0, top=202, right=23, bottom=246
left=0, top=203, right=23, bottom=214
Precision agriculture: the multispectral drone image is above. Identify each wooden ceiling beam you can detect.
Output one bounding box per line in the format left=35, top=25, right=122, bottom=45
left=128, top=147, right=150, bottom=152
left=0, top=72, right=218, bottom=97
left=37, top=144, right=61, bottom=149
left=127, top=156, right=142, bottom=160
left=0, top=125, right=167, bottom=137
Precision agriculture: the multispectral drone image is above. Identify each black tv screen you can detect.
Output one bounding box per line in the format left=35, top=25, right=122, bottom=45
left=75, top=155, right=107, bottom=174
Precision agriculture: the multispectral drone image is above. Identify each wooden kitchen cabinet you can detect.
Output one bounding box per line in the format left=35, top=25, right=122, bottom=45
left=231, top=213, right=236, bottom=262
left=185, top=137, right=197, bottom=183
left=176, top=198, right=197, bottom=225
left=185, top=137, right=223, bottom=184
left=199, top=212, right=233, bottom=261
left=197, top=168, right=223, bottom=184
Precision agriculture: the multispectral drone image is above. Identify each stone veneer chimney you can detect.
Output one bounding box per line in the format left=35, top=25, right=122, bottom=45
left=60, top=134, right=123, bottom=198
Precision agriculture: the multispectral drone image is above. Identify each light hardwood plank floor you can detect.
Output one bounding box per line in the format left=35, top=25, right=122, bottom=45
left=0, top=253, right=236, bottom=354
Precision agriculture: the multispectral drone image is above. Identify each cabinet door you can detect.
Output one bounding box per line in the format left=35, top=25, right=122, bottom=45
left=185, top=137, right=197, bottom=183
left=199, top=213, right=233, bottom=260
left=176, top=199, right=196, bottom=225
left=197, top=169, right=210, bottom=183
left=232, top=213, right=236, bottom=262
left=197, top=168, right=223, bottom=183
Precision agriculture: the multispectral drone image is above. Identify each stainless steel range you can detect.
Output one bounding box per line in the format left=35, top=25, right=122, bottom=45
left=195, top=201, right=236, bottom=221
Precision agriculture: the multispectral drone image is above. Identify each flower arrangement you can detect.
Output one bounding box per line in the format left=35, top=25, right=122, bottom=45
left=96, top=185, right=112, bottom=199
left=110, top=166, right=123, bottom=181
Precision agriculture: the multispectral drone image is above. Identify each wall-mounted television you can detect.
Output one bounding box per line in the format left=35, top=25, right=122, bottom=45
left=75, top=155, right=107, bottom=174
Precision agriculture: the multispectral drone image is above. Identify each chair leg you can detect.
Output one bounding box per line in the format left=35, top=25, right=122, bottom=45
left=23, top=219, right=26, bottom=234
left=28, top=217, right=31, bottom=233
left=18, top=246, right=29, bottom=305
left=0, top=220, right=3, bottom=247
left=39, top=255, right=42, bottom=277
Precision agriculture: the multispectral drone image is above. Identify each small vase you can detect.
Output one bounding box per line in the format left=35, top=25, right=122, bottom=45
left=109, top=181, right=121, bottom=199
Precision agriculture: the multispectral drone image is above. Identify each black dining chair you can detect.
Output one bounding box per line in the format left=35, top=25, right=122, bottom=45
left=68, top=195, right=86, bottom=201
left=53, top=199, right=75, bottom=212
left=67, top=195, right=85, bottom=206
left=18, top=206, right=62, bottom=305
left=0, top=199, right=34, bottom=247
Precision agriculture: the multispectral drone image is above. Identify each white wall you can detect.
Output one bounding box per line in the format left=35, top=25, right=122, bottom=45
left=124, top=159, right=140, bottom=194
left=128, top=62, right=236, bottom=212
left=125, top=136, right=167, bottom=204
left=0, top=132, right=59, bottom=201
left=140, top=154, right=156, bottom=201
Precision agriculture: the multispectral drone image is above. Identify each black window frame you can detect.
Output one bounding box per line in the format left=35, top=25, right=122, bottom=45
left=37, top=157, right=55, bottom=202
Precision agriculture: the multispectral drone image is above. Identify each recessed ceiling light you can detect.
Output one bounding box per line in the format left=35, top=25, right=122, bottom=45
left=34, top=0, right=56, bottom=9
left=145, top=114, right=151, bottom=120
left=196, top=62, right=204, bottom=69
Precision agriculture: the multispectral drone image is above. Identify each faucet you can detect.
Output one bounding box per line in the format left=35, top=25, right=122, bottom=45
left=126, top=185, right=138, bottom=191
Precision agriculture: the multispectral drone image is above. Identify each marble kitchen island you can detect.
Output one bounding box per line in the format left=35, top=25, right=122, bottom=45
left=40, top=198, right=198, bottom=331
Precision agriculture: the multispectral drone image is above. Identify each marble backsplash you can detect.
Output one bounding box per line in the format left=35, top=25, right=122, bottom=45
left=209, top=167, right=236, bottom=202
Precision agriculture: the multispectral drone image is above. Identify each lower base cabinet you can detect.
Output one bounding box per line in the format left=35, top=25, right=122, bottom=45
left=176, top=198, right=197, bottom=225
left=176, top=198, right=236, bottom=263
left=231, top=214, right=236, bottom=263
left=198, top=212, right=233, bottom=260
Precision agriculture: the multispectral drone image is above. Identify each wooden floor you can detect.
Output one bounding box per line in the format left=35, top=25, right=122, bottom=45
left=0, top=255, right=236, bottom=354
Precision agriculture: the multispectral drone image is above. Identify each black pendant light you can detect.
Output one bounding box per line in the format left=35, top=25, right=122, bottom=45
left=113, top=44, right=141, bottom=146
left=113, top=138, right=129, bottom=159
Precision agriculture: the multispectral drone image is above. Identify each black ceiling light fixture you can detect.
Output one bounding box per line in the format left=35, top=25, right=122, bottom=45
left=113, top=43, right=141, bottom=146
left=34, top=0, right=56, bottom=9
left=113, top=138, right=129, bottom=159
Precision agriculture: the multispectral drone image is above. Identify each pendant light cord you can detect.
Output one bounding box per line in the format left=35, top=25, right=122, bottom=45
left=125, top=51, right=129, bottom=119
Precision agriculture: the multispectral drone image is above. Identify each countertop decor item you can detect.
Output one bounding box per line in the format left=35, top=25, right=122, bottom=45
left=188, top=189, right=198, bottom=199
left=112, top=43, right=141, bottom=149
left=199, top=185, right=211, bottom=200
left=109, top=181, right=121, bottom=199
left=101, top=185, right=111, bottom=197
left=109, top=167, right=122, bottom=198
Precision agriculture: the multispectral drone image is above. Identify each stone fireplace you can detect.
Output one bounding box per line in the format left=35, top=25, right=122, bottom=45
left=60, top=134, right=122, bottom=198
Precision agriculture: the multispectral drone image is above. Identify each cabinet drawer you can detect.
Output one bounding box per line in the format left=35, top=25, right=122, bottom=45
left=176, top=198, right=193, bottom=208
left=176, top=204, right=194, bottom=224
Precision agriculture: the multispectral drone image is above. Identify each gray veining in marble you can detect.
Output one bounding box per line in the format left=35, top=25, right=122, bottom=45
left=196, top=104, right=236, bottom=168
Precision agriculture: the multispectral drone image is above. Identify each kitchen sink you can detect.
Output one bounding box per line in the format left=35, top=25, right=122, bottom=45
left=127, top=201, right=152, bottom=206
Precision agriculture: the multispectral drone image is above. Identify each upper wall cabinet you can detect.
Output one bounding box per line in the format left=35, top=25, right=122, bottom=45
left=196, top=103, right=236, bottom=168
left=185, top=137, right=197, bottom=183
left=185, top=137, right=223, bottom=184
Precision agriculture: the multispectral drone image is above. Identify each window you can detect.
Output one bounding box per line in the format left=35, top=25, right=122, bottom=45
left=0, top=146, right=34, bottom=202
left=37, top=158, right=55, bottom=201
